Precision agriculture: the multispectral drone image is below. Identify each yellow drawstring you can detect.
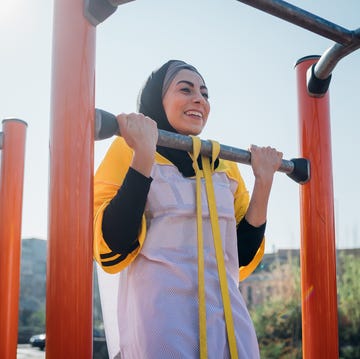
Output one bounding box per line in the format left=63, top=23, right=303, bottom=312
left=202, top=151, right=239, bottom=359
left=190, top=137, right=239, bottom=359
left=190, top=136, right=208, bottom=359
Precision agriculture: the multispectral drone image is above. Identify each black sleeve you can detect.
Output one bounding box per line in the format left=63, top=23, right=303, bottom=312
left=237, top=217, right=266, bottom=267
left=102, top=167, right=152, bottom=254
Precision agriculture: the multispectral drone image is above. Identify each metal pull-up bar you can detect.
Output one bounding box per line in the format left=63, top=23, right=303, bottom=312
left=95, top=108, right=310, bottom=184
left=307, top=27, right=360, bottom=96
left=235, top=0, right=360, bottom=96
left=313, top=27, right=360, bottom=79
left=85, top=0, right=360, bottom=97
left=236, top=0, right=354, bottom=44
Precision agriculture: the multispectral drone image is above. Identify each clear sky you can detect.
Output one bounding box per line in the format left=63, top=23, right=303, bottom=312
left=1, top=0, right=359, bottom=252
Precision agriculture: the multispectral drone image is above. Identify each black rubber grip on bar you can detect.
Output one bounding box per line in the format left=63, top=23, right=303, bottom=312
left=307, top=63, right=332, bottom=97
left=94, top=109, right=120, bottom=140
left=84, top=0, right=117, bottom=26
left=287, top=158, right=311, bottom=184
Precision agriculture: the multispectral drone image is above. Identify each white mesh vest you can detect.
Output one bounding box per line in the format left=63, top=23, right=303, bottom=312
left=97, top=163, right=260, bottom=359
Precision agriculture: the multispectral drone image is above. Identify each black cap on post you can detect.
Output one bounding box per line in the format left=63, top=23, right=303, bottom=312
left=306, top=63, right=332, bottom=97
left=84, top=0, right=135, bottom=26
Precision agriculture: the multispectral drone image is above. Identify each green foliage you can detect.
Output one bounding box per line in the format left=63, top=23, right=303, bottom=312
left=337, top=252, right=360, bottom=359
left=18, top=307, right=46, bottom=343
left=252, top=301, right=302, bottom=358
left=28, top=309, right=46, bottom=329
left=249, top=251, right=360, bottom=358
left=250, top=262, right=302, bottom=358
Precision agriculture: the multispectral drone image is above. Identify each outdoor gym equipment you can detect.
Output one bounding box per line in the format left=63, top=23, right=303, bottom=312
left=35, top=0, right=360, bottom=358
left=235, top=0, right=360, bottom=97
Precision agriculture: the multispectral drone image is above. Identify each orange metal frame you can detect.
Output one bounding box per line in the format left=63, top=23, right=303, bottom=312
left=0, top=119, right=27, bottom=359
left=296, top=56, right=339, bottom=358
left=46, top=0, right=95, bottom=357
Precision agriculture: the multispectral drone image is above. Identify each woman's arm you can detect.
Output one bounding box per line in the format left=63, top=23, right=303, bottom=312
left=101, top=113, right=158, bottom=254
left=237, top=144, right=282, bottom=266
left=117, top=112, right=158, bottom=177
left=102, top=167, right=152, bottom=254
left=245, top=144, right=283, bottom=226
left=237, top=217, right=266, bottom=266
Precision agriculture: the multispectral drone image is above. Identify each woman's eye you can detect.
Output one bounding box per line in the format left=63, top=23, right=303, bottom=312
left=202, top=92, right=209, bottom=99
left=180, top=87, right=191, bottom=93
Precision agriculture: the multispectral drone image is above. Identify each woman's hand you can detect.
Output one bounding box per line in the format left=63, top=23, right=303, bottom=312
left=249, top=144, right=283, bottom=183
left=117, top=113, right=158, bottom=177
left=245, top=145, right=283, bottom=227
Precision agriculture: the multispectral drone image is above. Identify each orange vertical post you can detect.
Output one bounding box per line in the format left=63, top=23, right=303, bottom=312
left=46, top=0, right=95, bottom=357
left=0, top=119, right=27, bottom=359
left=295, top=56, right=339, bottom=358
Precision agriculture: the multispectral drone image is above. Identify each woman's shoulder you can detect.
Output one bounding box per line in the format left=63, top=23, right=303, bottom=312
left=217, top=159, right=240, bottom=176
left=216, top=159, right=247, bottom=192
left=109, top=136, right=133, bottom=155
left=94, top=137, right=133, bottom=182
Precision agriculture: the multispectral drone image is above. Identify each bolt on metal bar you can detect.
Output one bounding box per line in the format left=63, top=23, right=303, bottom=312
left=236, top=0, right=354, bottom=45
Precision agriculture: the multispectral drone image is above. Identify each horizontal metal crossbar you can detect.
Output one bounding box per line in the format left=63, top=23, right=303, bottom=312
left=237, top=0, right=360, bottom=96
left=236, top=0, right=354, bottom=45
left=94, top=109, right=310, bottom=184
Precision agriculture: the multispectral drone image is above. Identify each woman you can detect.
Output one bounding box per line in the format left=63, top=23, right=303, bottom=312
left=94, top=60, right=283, bottom=359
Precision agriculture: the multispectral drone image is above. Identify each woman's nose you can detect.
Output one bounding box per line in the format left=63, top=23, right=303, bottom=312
left=193, top=91, right=206, bottom=104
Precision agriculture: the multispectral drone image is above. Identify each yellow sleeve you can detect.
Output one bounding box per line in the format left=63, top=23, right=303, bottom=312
left=93, top=137, right=147, bottom=274
left=223, top=160, right=265, bottom=281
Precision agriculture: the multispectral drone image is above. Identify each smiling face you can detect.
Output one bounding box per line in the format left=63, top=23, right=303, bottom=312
left=162, top=69, right=210, bottom=136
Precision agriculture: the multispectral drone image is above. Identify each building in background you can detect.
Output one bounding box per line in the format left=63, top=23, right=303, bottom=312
left=18, top=238, right=107, bottom=358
